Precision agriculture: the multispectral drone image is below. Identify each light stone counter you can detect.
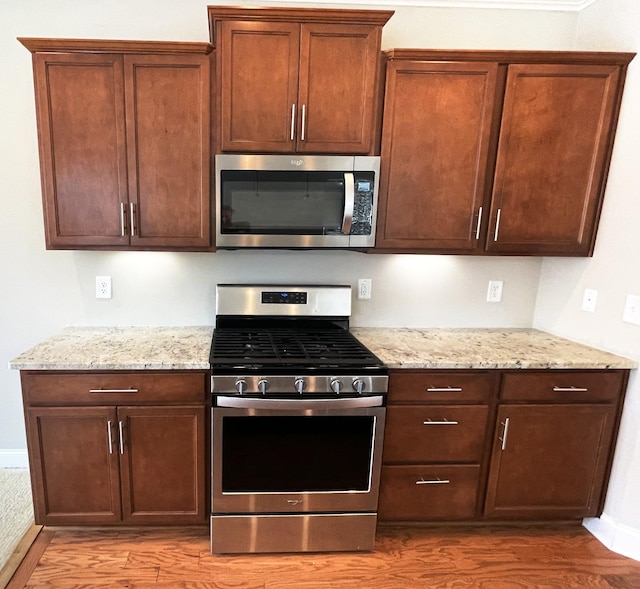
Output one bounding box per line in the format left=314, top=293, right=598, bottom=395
left=9, top=326, right=213, bottom=370
left=350, top=327, right=637, bottom=370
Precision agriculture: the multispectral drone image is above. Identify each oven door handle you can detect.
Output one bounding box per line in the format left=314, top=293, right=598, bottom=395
left=341, top=172, right=355, bottom=235
left=215, top=395, right=384, bottom=410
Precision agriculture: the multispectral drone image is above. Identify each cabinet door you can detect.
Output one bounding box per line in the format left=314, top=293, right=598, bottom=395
left=297, top=23, right=380, bottom=154
left=376, top=62, right=499, bottom=251
left=125, top=54, right=211, bottom=248
left=484, top=404, right=617, bottom=519
left=26, top=407, right=122, bottom=524
left=218, top=20, right=299, bottom=152
left=487, top=64, right=621, bottom=255
left=118, top=405, right=207, bottom=524
left=32, top=53, right=129, bottom=248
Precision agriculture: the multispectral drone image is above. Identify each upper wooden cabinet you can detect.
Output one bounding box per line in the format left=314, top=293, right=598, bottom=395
left=20, top=39, right=213, bottom=250
left=375, top=50, right=635, bottom=256
left=208, top=7, right=393, bottom=154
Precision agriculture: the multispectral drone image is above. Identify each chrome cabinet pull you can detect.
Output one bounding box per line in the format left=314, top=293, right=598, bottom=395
left=494, top=208, right=502, bottom=241
left=553, top=386, right=589, bottom=392
left=475, top=206, right=483, bottom=240
left=301, top=104, right=307, bottom=141
left=120, top=203, right=127, bottom=237
left=426, top=387, right=463, bottom=393
left=89, top=388, right=139, bottom=393
left=129, top=203, right=136, bottom=237
left=416, top=477, right=450, bottom=485
left=423, top=419, right=459, bottom=426
left=107, top=420, right=113, bottom=454
left=499, top=417, right=510, bottom=451
left=118, top=420, right=125, bottom=455
left=290, top=104, right=296, bottom=141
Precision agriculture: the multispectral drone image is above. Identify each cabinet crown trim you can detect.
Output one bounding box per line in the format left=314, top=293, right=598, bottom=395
left=18, top=37, right=213, bottom=55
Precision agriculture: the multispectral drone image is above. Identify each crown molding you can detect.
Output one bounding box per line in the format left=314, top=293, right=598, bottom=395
left=287, top=0, right=597, bottom=11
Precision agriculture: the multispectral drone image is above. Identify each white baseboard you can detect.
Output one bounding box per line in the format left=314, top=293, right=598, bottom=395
left=583, top=514, right=640, bottom=562
left=0, top=450, right=29, bottom=469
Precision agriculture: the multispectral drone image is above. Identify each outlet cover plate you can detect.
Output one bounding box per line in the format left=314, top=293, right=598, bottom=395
left=582, top=288, right=598, bottom=313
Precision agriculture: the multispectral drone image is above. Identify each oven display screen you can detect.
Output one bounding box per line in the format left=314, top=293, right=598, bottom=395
left=262, top=291, right=307, bottom=304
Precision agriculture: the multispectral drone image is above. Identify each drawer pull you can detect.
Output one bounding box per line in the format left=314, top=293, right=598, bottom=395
left=426, top=387, right=463, bottom=393
left=423, top=419, right=459, bottom=426
left=499, top=417, right=510, bottom=451
left=416, top=477, right=450, bottom=485
left=89, top=388, right=139, bottom=394
left=553, top=386, right=589, bottom=393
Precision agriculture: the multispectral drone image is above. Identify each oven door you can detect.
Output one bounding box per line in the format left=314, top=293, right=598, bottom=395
left=212, top=396, right=386, bottom=515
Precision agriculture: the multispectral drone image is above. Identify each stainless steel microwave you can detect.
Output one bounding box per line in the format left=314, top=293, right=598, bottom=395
left=215, top=154, right=380, bottom=249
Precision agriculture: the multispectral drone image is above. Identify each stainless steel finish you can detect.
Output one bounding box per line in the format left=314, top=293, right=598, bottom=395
left=342, top=172, right=355, bottom=234
left=216, top=395, right=384, bottom=410
left=89, top=388, right=139, bottom=394
left=118, top=420, right=125, bottom=454
left=213, top=374, right=389, bottom=395
left=210, top=513, right=377, bottom=553
left=553, top=386, right=589, bottom=392
left=107, top=420, right=113, bottom=454
left=500, top=417, right=510, bottom=451
left=416, top=478, right=450, bottom=485
left=257, top=379, right=270, bottom=395
left=426, top=386, right=463, bottom=393
left=475, top=206, right=483, bottom=240
left=120, top=203, right=127, bottom=237
left=423, top=419, right=459, bottom=425
left=129, top=203, right=136, bottom=237
left=301, top=104, right=307, bottom=141
left=290, top=103, right=296, bottom=141
left=215, top=284, right=352, bottom=318
left=494, top=208, right=502, bottom=241
left=214, top=154, right=380, bottom=249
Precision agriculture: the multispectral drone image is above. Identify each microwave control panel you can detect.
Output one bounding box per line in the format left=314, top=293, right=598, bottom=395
left=351, top=172, right=375, bottom=235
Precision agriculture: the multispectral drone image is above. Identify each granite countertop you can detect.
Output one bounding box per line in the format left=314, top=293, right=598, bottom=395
left=9, top=325, right=637, bottom=371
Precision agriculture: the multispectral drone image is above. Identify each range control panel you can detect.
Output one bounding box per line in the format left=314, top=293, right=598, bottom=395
left=261, top=291, right=308, bottom=305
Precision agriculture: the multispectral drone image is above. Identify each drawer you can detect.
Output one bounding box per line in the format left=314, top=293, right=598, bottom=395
left=501, top=370, right=624, bottom=403
left=378, top=464, right=480, bottom=521
left=388, top=370, right=497, bottom=403
left=22, top=371, right=208, bottom=405
left=383, top=405, right=489, bottom=463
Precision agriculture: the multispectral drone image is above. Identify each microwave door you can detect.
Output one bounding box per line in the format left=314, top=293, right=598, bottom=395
left=341, top=173, right=354, bottom=235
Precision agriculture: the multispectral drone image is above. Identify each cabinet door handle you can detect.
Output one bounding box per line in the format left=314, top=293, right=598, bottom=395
left=301, top=104, right=307, bottom=141
left=290, top=104, right=296, bottom=141
left=475, top=206, right=483, bottom=240
left=499, top=417, right=510, bottom=451
left=120, top=203, right=127, bottom=237
left=494, top=208, right=502, bottom=241
left=129, top=203, right=136, bottom=237
left=553, top=386, right=589, bottom=392
left=423, top=419, right=459, bottom=426
left=107, top=420, right=113, bottom=454
left=118, top=420, right=125, bottom=455
left=416, top=478, right=450, bottom=485
left=89, top=389, right=139, bottom=394
left=426, top=387, right=463, bottom=393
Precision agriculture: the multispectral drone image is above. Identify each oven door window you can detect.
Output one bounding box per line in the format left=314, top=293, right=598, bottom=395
left=220, top=171, right=345, bottom=235
left=221, top=415, right=375, bottom=493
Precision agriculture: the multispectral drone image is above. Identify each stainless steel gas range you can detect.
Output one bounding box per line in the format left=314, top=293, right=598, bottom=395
left=209, top=284, right=388, bottom=554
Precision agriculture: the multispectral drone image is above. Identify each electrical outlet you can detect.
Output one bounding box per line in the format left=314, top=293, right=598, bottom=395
left=487, top=280, right=503, bottom=303
left=582, top=288, right=598, bottom=313
left=623, top=294, right=640, bottom=325
left=358, top=278, right=372, bottom=300
left=96, top=276, right=112, bottom=299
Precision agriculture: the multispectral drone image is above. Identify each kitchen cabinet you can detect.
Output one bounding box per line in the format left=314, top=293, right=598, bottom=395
left=22, top=370, right=209, bottom=525
left=378, top=370, right=498, bottom=521
left=484, top=370, right=625, bottom=519
left=19, top=39, right=212, bottom=251
left=208, top=7, right=392, bottom=154
left=376, top=50, right=634, bottom=256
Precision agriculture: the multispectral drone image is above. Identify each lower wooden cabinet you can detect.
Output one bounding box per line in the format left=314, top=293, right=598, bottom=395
left=22, top=371, right=209, bottom=526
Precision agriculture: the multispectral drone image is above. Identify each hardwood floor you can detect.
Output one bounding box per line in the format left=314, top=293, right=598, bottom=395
left=6, top=523, right=640, bottom=588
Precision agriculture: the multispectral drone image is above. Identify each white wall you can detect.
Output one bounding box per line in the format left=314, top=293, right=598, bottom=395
left=533, top=0, right=640, bottom=559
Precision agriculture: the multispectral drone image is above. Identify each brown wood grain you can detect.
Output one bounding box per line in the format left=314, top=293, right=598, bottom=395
left=10, top=524, right=640, bottom=588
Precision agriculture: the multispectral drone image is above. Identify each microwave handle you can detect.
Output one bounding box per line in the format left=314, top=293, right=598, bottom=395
left=342, top=172, right=355, bottom=235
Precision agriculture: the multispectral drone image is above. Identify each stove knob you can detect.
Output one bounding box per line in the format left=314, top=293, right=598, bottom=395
left=294, top=378, right=306, bottom=395
left=330, top=379, right=343, bottom=395
left=235, top=379, right=247, bottom=395
left=352, top=379, right=366, bottom=395
left=258, top=379, right=270, bottom=395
